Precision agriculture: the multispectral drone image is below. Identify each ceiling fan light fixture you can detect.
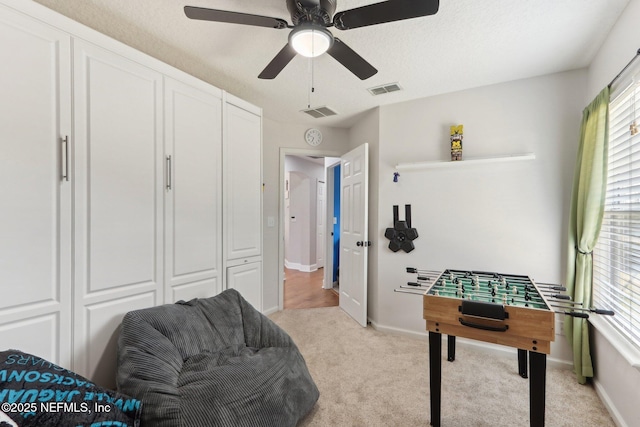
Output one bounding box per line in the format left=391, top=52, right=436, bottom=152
left=289, top=25, right=333, bottom=57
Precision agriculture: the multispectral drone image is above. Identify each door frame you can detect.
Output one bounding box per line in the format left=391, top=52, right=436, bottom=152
left=323, top=161, right=341, bottom=290
left=315, top=179, right=326, bottom=271
left=278, top=147, right=342, bottom=311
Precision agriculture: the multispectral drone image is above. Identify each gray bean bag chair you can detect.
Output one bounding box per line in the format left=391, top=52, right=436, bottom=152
left=116, top=289, right=319, bottom=426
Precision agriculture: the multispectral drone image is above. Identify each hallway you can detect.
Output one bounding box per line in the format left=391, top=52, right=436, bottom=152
left=283, top=267, right=338, bottom=309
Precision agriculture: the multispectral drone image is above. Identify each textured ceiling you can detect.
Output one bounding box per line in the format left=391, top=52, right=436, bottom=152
left=33, top=0, right=630, bottom=128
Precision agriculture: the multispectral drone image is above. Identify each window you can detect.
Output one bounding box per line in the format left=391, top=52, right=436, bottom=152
left=592, top=78, right=640, bottom=349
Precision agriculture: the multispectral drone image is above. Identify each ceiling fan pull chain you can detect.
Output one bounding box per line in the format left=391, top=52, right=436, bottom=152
left=308, top=57, right=311, bottom=108
left=307, top=54, right=316, bottom=109
left=311, top=34, right=316, bottom=104
left=312, top=52, right=315, bottom=93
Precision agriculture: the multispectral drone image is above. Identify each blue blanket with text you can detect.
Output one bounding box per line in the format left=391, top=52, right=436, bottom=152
left=0, top=350, right=141, bottom=427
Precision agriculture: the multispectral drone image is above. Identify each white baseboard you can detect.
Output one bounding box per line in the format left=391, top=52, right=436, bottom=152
left=593, top=378, right=627, bottom=427
left=305, top=264, right=318, bottom=273
left=262, top=305, right=279, bottom=316
left=368, top=320, right=428, bottom=340
left=284, top=259, right=317, bottom=272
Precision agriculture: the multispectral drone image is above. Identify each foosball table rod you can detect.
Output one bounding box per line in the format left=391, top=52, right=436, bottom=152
left=536, top=283, right=567, bottom=292
left=406, top=267, right=441, bottom=275
left=405, top=268, right=441, bottom=282
left=393, top=288, right=424, bottom=296
left=550, top=304, right=615, bottom=317
left=405, top=282, right=431, bottom=288
left=541, top=292, right=572, bottom=300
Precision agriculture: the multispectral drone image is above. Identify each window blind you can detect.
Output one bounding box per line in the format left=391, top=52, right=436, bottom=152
left=593, top=80, right=640, bottom=349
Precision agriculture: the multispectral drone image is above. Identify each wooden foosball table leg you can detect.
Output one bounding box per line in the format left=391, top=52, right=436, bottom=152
left=429, top=331, right=442, bottom=427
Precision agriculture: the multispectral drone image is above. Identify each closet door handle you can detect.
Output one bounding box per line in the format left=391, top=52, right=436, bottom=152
left=61, top=136, right=69, bottom=182
left=166, top=155, right=172, bottom=190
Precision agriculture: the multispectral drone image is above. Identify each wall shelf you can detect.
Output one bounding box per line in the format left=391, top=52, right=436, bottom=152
left=395, top=153, right=536, bottom=171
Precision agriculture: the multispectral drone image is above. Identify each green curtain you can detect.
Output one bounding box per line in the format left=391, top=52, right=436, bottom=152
left=564, top=86, right=610, bottom=384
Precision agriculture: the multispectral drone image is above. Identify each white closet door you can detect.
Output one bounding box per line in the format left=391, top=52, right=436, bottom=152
left=0, top=7, right=72, bottom=367
left=73, top=40, right=163, bottom=387
left=164, top=77, right=223, bottom=303
left=224, top=102, right=262, bottom=260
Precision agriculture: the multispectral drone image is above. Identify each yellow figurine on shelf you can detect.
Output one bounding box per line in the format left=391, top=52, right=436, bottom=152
left=450, top=124, right=463, bottom=161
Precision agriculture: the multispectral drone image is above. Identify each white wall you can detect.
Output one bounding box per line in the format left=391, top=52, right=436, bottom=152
left=367, top=70, right=587, bottom=365
left=284, top=156, right=325, bottom=270
left=286, top=171, right=313, bottom=268
left=584, top=1, right=640, bottom=425
left=587, top=0, right=640, bottom=100
left=285, top=155, right=326, bottom=182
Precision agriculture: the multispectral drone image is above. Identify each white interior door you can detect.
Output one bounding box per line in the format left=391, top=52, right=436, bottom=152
left=339, top=143, right=369, bottom=326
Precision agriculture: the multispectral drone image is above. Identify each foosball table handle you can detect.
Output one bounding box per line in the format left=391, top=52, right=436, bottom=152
left=459, top=318, right=509, bottom=332
left=564, top=311, right=589, bottom=318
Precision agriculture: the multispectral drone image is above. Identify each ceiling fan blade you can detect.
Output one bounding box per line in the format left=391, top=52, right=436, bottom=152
left=327, top=38, right=377, bottom=80
left=184, top=6, right=288, bottom=29
left=258, top=44, right=297, bottom=79
left=333, top=0, right=439, bottom=30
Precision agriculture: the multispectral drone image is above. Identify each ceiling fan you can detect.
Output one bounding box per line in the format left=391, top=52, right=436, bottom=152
left=184, top=0, right=439, bottom=80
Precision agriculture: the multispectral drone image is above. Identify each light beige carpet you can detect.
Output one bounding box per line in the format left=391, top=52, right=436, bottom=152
left=270, top=306, right=614, bottom=427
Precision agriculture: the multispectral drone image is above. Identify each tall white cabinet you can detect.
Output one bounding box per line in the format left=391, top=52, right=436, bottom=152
left=224, top=97, right=263, bottom=311
left=164, top=77, right=223, bottom=303
left=0, top=0, right=262, bottom=388
left=72, top=40, right=164, bottom=386
left=0, top=6, right=72, bottom=368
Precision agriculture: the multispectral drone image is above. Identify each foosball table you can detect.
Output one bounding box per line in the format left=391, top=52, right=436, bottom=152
left=396, top=267, right=614, bottom=427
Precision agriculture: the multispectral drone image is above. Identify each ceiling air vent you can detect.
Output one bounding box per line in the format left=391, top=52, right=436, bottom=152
left=368, top=82, right=402, bottom=96
left=301, top=106, right=338, bottom=118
